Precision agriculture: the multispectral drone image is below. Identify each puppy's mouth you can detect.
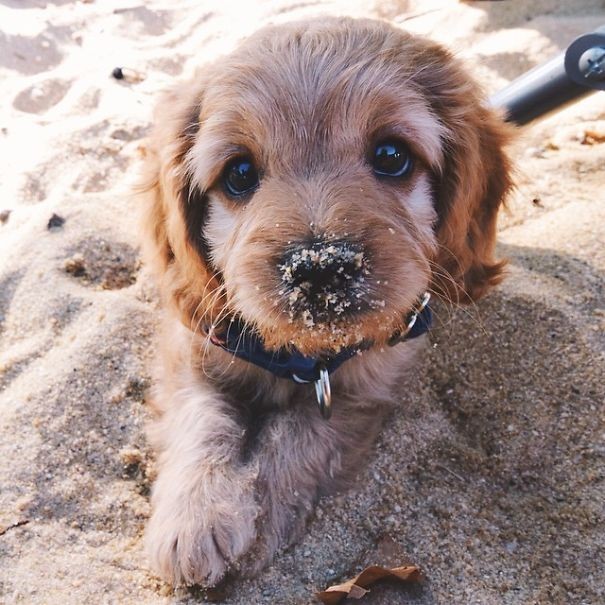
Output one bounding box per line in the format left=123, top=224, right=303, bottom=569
left=277, top=239, right=378, bottom=328
left=215, top=238, right=428, bottom=356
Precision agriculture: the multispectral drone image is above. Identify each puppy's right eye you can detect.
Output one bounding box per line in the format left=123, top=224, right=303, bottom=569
left=222, top=156, right=259, bottom=197
left=372, top=140, right=413, bottom=178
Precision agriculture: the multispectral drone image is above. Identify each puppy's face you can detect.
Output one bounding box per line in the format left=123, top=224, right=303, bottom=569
left=197, top=50, right=443, bottom=353
left=143, top=19, right=512, bottom=356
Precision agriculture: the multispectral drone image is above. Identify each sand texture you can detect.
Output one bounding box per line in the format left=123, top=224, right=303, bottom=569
left=1, top=1, right=604, bottom=603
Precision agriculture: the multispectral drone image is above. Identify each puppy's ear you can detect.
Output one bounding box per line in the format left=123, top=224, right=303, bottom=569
left=139, top=79, right=220, bottom=325
left=434, top=108, right=513, bottom=302
left=417, top=51, right=515, bottom=303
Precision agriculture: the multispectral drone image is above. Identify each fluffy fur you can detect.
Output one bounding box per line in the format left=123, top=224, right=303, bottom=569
left=139, top=17, right=513, bottom=586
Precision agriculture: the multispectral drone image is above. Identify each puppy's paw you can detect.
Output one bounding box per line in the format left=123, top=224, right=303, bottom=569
left=146, top=474, right=259, bottom=586
left=239, top=495, right=314, bottom=577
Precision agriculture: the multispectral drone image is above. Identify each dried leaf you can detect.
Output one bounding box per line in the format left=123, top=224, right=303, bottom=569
left=316, top=564, right=421, bottom=604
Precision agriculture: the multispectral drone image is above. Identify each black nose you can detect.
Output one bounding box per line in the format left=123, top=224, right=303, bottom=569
left=279, top=239, right=368, bottom=321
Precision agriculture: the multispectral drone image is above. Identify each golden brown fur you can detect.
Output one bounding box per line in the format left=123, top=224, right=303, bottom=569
left=140, top=17, right=513, bottom=586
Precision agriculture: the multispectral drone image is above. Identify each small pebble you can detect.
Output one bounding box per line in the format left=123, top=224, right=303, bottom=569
left=64, top=254, right=86, bottom=277
left=47, top=213, right=65, bottom=230
left=111, top=66, right=146, bottom=82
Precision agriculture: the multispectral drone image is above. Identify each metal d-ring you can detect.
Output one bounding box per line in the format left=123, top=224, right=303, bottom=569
left=416, top=291, right=431, bottom=314
left=404, top=291, right=431, bottom=332
left=387, top=291, right=431, bottom=346
left=314, top=364, right=332, bottom=420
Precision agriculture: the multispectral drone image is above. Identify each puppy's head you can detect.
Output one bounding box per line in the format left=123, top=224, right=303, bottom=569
left=141, top=18, right=513, bottom=356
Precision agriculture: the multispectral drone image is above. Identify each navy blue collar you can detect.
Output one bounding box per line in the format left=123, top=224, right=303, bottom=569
left=208, top=295, right=432, bottom=384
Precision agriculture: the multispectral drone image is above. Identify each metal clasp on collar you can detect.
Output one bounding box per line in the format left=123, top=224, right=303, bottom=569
left=388, top=292, right=431, bottom=346
left=314, top=364, right=332, bottom=419
left=292, top=364, right=332, bottom=419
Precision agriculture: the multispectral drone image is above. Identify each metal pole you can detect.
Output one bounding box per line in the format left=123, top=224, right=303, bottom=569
left=490, top=26, right=605, bottom=126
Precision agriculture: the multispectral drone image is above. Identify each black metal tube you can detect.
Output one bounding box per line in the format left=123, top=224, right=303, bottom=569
left=490, top=26, right=605, bottom=126
left=489, top=55, right=589, bottom=125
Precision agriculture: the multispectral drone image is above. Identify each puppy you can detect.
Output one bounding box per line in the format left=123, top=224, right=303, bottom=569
left=140, top=17, right=513, bottom=586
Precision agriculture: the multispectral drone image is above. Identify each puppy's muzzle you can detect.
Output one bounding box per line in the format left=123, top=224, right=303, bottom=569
left=278, top=239, right=369, bottom=323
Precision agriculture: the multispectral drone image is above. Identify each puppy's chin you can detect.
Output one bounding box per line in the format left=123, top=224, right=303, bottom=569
left=250, top=307, right=408, bottom=356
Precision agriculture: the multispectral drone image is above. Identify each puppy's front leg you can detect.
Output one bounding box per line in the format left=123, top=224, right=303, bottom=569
left=146, top=382, right=259, bottom=586
left=243, top=400, right=385, bottom=573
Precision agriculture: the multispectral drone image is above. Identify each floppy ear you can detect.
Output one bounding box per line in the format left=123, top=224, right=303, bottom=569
left=414, top=48, right=515, bottom=303
left=139, top=79, right=221, bottom=327
left=434, top=107, right=514, bottom=302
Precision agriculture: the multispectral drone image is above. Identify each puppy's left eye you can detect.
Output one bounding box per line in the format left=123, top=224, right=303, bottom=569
left=222, top=156, right=260, bottom=197
left=372, top=140, right=413, bottom=178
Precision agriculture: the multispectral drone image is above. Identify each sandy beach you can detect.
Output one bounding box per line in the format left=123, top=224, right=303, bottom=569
left=1, top=1, right=604, bottom=603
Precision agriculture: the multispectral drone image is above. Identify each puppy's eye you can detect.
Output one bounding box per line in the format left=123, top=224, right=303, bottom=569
left=222, top=156, right=259, bottom=197
left=372, top=140, right=413, bottom=178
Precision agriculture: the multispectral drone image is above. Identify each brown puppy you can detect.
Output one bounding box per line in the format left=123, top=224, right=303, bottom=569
left=140, top=17, right=513, bottom=586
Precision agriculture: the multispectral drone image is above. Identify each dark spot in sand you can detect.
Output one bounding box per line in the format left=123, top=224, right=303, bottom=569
left=110, top=124, right=150, bottom=141
left=125, top=376, right=149, bottom=402
left=64, top=254, right=86, bottom=277
left=47, top=213, right=65, bottom=230
left=63, top=239, right=140, bottom=290
left=187, top=583, right=229, bottom=602
left=0, top=209, right=11, bottom=224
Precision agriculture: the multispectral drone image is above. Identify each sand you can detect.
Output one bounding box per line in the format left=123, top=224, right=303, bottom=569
left=0, top=1, right=604, bottom=603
